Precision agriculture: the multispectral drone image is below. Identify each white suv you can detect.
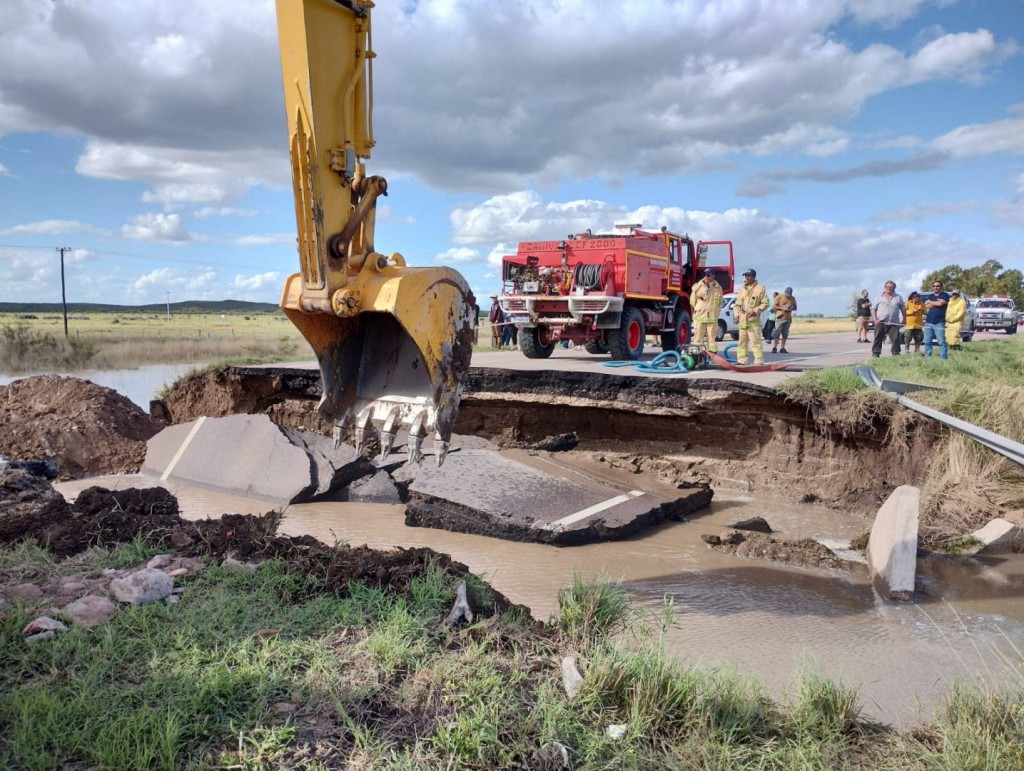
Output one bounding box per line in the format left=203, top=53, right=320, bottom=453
left=717, top=293, right=740, bottom=342
left=974, top=296, right=1018, bottom=334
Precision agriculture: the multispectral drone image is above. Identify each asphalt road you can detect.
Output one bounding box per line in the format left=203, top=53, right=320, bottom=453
left=471, top=329, right=1013, bottom=387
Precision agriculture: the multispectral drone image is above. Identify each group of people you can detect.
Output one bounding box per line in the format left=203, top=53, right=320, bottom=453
left=855, top=279, right=966, bottom=360
left=692, top=267, right=797, bottom=366
left=487, top=295, right=518, bottom=349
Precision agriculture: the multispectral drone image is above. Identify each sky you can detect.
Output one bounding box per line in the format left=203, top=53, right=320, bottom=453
left=0, top=0, right=1022, bottom=316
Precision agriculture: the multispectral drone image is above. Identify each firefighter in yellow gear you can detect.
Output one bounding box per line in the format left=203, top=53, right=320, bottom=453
left=945, top=290, right=967, bottom=349
left=734, top=268, right=769, bottom=365
left=691, top=268, right=724, bottom=353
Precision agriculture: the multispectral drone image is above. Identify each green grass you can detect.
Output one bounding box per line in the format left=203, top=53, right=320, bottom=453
left=3, top=547, right=1024, bottom=768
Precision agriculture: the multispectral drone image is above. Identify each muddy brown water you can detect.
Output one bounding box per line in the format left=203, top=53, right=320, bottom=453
left=56, top=474, right=1024, bottom=728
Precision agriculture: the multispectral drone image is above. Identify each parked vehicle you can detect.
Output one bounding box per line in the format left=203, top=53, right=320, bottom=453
left=717, top=293, right=739, bottom=341
left=500, top=228, right=735, bottom=360
left=974, top=295, right=1018, bottom=334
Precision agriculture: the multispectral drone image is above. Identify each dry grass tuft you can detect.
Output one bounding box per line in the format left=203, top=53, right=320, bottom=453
left=919, top=383, right=1024, bottom=546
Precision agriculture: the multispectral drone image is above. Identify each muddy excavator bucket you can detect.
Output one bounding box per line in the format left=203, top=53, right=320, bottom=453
left=282, top=257, right=476, bottom=465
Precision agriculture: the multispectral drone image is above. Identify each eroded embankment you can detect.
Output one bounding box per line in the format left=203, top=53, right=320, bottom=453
left=159, top=365, right=938, bottom=518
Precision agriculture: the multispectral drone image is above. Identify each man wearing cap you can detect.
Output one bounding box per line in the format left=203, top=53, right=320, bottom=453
left=771, top=287, right=798, bottom=354
left=945, top=290, right=967, bottom=351
left=488, top=295, right=503, bottom=349
left=691, top=268, right=723, bottom=353
left=734, top=268, right=769, bottom=365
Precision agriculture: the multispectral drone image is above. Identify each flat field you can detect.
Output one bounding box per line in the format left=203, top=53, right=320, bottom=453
left=0, top=311, right=308, bottom=373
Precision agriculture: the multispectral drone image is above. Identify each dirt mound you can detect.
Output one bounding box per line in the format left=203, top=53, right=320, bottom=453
left=0, top=375, right=160, bottom=479
left=703, top=529, right=857, bottom=570
left=0, top=471, right=524, bottom=615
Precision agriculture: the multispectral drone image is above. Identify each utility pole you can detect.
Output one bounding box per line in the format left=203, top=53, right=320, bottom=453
left=56, top=247, right=72, bottom=337
left=166, top=291, right=171, bottom=321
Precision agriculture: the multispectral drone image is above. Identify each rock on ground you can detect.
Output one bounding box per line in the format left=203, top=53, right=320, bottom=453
left=0, top=375, right=161, bottom=479
left=109, top=568, right=174, bottom=604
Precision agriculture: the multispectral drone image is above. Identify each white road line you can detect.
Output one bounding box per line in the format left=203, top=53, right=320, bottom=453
left=539, top=490, right=645, bottom=531
left=160, top=416, right=206, bottom=482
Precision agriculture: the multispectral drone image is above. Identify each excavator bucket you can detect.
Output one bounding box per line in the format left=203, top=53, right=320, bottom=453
left=274, top=0, right=477, bottom=465
left=282, top=259, right=476, bottom=465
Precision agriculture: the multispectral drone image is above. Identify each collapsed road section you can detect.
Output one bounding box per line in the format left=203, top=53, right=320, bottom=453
left=156, top=364, right=936, bottom=518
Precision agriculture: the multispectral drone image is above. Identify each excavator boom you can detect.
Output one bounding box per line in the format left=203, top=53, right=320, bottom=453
left=275, top=0, right=476, bottom=464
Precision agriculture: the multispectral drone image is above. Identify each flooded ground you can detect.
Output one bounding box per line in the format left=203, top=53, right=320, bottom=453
left=56, top=474, right=1024, bottom=728
left=0, top=363, right=201, bottom=410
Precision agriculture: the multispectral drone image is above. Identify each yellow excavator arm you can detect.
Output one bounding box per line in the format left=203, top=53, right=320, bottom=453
left=274, top=0, right=476, bottom=465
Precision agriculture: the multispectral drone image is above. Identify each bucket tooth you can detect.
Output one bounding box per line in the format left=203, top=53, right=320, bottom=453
left=332, top=409, right=352, bottom=450
left=379, top=407, right=401, bottom=461
left=353, top=408, right=373, bottom=455
left=435, top=438, right=450, bottom=467
left=407, top=411, right=428, bottom=464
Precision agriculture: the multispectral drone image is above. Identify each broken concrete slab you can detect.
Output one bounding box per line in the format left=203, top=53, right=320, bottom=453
left=969, top=518, right=1023, bottom=554
left=141, top=414, right=372, bottom=503
left=729, top=516, right=772, bottom=534
left=404, top=448, right=711, bottom=546
left=867, top=485, right=919, bottom=601
left=346, top=470, right=403, bottom=505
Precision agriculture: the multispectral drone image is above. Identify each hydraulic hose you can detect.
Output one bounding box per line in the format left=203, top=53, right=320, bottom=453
left=601, top=350, right=692, bottom=374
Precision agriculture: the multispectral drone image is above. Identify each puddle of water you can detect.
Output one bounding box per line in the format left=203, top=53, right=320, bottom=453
left=0, top=363, right=204, bottom=410
left=56, top=475, right=1024, bottom=728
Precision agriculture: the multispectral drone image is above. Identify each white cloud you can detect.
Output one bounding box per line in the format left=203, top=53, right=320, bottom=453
left=0, top=161, right=9, bottom=176
left=0, top=219, right=105, bottom=236
left=122, top=212, right=191, bottom=242
left=0, top=1, right=1015, bottom=196
left=127, top=267, right=218, bottom=299
left=930, top=116, right=1024, bottom=157
left=232, top=233, right=293, bottom=247
left=990, top=172, right=1024, bottom=227
left=193, top=206, right=257, bottom=219
left=77, top=141, right=285, bottom=208
left=871, top=200, right=977, bottom=223
left=230, top=271, right=280, bottom=291
left=434, top=247, right=480, bottom=264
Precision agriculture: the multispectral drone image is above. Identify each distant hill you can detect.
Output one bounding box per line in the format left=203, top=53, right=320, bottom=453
left=0, top=300, right=280, bottom=314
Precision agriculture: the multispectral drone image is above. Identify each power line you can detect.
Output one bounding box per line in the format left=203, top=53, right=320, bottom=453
left=0, top=243, right=276, bottom=271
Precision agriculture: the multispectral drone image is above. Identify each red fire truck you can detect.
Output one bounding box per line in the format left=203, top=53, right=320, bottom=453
left=499, top=227, right=734, bottom=359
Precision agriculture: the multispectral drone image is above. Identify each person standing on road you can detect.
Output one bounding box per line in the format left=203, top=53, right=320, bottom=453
left=871, top=281, right=905, bottom=358
left=691, top=268, right=723, bottom=353
left=771, top=287, right=797, bottom=354
left=763, top=292, right=779, bottom=341
left=903, top=291, right=925, bottom=354
left=488, top=296, right=503, bottom=349
left=945, top=290, right=967, bottom=351
left=855, top=290, right=871, bottom=343
left=923, top=280, right=950, bottom=359
left=734, top=268, right=769, bottom=366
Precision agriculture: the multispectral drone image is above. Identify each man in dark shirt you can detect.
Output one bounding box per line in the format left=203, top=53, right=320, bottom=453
left=923, top=280, right=950, bottom=359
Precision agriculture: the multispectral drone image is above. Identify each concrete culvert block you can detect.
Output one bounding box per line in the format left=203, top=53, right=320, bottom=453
left=142, top=415, right=370, bottom=503
left=970, top=518, right=1024, bottom=554
left=867, top=485, right=919, bottom=602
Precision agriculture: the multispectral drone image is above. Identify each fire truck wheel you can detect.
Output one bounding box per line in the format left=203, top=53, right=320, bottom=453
left=661, top=310, right=692, bottom=350
left=609, top=306, right=645, bottom=361
left=584, top=339, right=610, bottom=355
left=520, top=326, right=555, bottom=358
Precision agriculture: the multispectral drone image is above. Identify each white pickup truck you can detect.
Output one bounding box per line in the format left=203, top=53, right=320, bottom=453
left=974, top=296, right=1018, bottom=334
